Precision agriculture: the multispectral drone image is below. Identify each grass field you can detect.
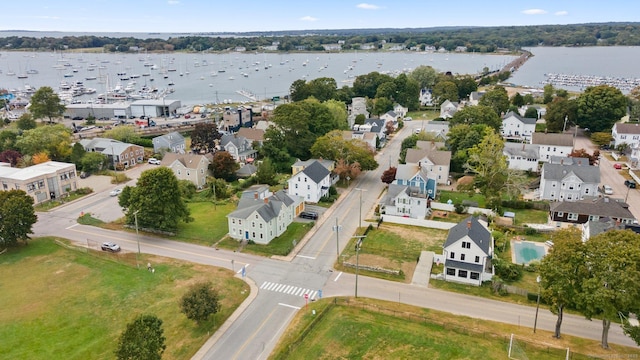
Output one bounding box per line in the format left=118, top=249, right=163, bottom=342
left=270, top=298, right=639, bottom=360
left=503, top=207, right=549, bottom=225
left=0, top=237, right=249, bottom=360
left=174, top=201, right=236, bottom=245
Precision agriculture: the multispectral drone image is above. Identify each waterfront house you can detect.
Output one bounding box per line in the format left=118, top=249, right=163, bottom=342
left=220, top=134, right=257, bottom=163
left=443, top=216, right=494, bottom=286
left=0, top=161, right=77, bottom=204
left=539, top=162, right=600, bottom=201
left=152, top=131, right=186, bottom=154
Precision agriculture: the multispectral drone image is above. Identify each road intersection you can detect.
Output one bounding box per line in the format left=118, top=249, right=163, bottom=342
left=32, top=122, right=638, bottom=359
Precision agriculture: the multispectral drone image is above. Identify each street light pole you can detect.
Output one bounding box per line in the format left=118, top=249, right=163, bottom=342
left=335, top=217, right=340, bottom=260
left=353, top=235, right=366, bottom=298
left=355, top=188, right=366, bottom=229
left=534, top=275, right=541, bottom=333
left=133, top=210, right=141, bottom=269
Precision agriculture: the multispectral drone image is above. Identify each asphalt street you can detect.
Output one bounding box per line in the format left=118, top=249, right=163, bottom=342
left=31, top=121, right=639, bottom=359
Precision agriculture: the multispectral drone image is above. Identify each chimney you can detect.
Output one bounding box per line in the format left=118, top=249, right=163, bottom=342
left=264, top=198, right=269, bottom=204
left=254, top=192, right=258, bottom=200
left=467, top=220, right=472, bottom=230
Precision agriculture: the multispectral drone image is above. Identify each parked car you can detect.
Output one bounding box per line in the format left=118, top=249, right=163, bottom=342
left=101, top=242, right=121, bottom=252
left=602, top=184, right=614, bottom=195
left=299, top=211, right=319, bottom=220
left=614, top=163, right=623, bottom=169
left=404, top=117, right=412, bottom=121
left=79, top=171, right=90, bottom=179
left=625, top=180, right=637, bottom=189
left=148, top=158, right=161, bottom=165
left=110, top=188, right=122, bottom=197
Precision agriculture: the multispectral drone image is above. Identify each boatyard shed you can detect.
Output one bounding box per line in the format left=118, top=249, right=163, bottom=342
left=130, top=99, right=181, bottom=118
left=64, top=102, right=132, bottom=119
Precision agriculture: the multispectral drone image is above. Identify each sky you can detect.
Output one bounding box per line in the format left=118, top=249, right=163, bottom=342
left=0, top=1, right=637, bottom=34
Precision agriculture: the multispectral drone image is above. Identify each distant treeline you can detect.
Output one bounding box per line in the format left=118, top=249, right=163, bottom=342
left=2, top=22, right=640, bottom=53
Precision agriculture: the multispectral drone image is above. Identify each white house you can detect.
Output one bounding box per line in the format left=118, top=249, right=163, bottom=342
left=343, top=130, right=377, bottom=151
left=287, top=160, right=331, bottom=203
left=539, top=162, right=600, bottom=201
left=443, top=216, right=494, bottom=286
left=420, top=89, right=433, bottom=106
left=440, top=100, right=460, bottom=119
left=532, top=133, right=574, bottom=162
left=227, top=186, right=301, bottom=245
left=405, top=147, right=451, bottom=185
left=380, top=111, right=398, bottom=124
left=612, top=122, right=640, bottom=148
left=421, top=121, right=450, bottom=141
left=503, top=142, right=540, bottom=172
left=468, top=91, right=485, bottom=106
left=501, top=111, right=536, bottom=142
left=380, top=184, right=430, bottom=219
left=393, top=104, right=408, bottom=118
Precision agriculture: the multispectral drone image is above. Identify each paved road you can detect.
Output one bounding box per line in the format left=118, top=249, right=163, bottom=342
left=32, top=121, right=638, bottom=359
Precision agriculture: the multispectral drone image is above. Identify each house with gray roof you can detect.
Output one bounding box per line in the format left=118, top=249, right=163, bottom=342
left=422, top=121, right=450, bottom=141
left=152, top=131, right=185, bottom=153
left=380, top=184, right=430, bottom=219
left=405, top=146, right=451, bottom=185
left=220, top=134, right=257, bottom=163
left=612, top=122, right=640, bottom=148
left=443, top=216, right=494, bottom=286
left=227, top=187, right=301, bottom=245
left=287, top=160, right=332, bottom=203
left=161, top=153, right=211, bottom=188
left=551, top=197, right=635, bottom=228
left=503, top=142, right=540, bottom=172
left=501, top=111, right=536, bottom=142
left=440, top=100, right=460, bottom=119
left=393, top=164, right=437, bottom=198
left=532, top=133, right=574, bottom=162
left=79, top=137, right=144, bottom=169
left=539, top=162, right=600, bottom=201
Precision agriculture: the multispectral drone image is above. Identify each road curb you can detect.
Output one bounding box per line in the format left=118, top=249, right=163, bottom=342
left=191, top=274, right=259, bottom=359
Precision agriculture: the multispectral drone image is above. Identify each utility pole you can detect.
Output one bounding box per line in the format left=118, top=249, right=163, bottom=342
left=355, top=188, right=367, bottom=229
left=133, top=210, right=141, bottom=269
left=334, top=218, right=341, bottom=260
left=353, top=235, right=366, bottom=298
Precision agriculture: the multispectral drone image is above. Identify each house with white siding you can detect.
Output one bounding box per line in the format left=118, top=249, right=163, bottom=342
left=501, top=111, right=536, bottom=142
left=443, top=216, right=494, bottom=286
left=405, top=147, right=451, bottom=185
left=380, top=184, right=430, bottom=219
left=503, top=142, right=540, bottom=172
left=440, top=100, right=460, bottom=119
left=161, top=153, right=211, bottom=189
left=287, top=160, right=332, bottom=203
left=531, top=133, right=574, bottom=162
left=539, top=162, right=600, bottom=201
left=612, top=122, right=640, bottom=148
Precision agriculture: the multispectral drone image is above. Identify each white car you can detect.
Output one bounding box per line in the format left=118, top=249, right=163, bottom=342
left=110, top=188, right=122, bottom=197
left=148, top=158, right=161, bottom=165
left=602, top=185, right=614, bottom=195
left=101, top=242, right=121, bottom=252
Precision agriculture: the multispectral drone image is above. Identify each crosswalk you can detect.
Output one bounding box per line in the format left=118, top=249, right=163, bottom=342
left=260, top=281, right=318, bottom=300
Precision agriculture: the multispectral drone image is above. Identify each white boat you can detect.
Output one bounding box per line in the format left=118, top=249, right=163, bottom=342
left=85, top=76, right=97, bottom=80
left=26, top=69, right=39, bottom=74
left=17, top=74, right=28, bottom=79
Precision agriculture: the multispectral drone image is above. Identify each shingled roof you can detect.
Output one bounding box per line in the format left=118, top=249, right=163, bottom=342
left=444, top=216, right=491, bottom=255
left=551, top=197, right=635, bottom=220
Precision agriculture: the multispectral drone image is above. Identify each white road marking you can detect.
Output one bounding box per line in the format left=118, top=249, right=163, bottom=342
left=334, top=271, right=343, bottom=282
left=296, top=254, right=316, bottom=259
left=278, top=303, right=301, bottom=310
left=65, top=224, right=79, bottom=230
left=236, top=263, right=250, bottom=274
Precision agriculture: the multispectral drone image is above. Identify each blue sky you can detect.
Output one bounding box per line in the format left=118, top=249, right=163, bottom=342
left=0, top=1, right=637, bottom=33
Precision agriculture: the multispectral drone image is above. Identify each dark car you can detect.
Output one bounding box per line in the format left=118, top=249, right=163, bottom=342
left=625, top=180, right=637, bottom=189
left=72, top=116, right=83, bottom=121
left=79, top=171, right=89, bottom=179
left=299, top=211, right=319, bottom=220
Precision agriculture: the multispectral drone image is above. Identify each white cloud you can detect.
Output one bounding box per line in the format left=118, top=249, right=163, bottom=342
left=555, top=10, right=568, bottom=16
left=357, top=3, right=381, bottom=10
left=167, top=0, right=180, bottom=4
left=300, top=16, right=317, bottom=22
left=521, top=9, right=548, bottom=15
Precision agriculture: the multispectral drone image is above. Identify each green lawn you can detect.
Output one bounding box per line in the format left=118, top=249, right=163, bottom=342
left=216, top=222, right=315, bottom=257
left=0, top=237, right=249, bottom=360
left=270, top=298, right=629, bottom=360
left=173, top=201, right=236, bottom=246
left=503, top=207, right=549, bottom=225
left=439, top=190, right=487, bottom=208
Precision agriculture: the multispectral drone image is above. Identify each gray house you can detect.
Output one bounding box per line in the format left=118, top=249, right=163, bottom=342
left=539, top=162, right=600, bottom=201
left=152, top=131, right=186, bottom=153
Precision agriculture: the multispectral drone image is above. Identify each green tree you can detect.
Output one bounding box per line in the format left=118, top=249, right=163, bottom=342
left=289, top=79, right=311, bottom=102
left=29, top=86, right=65, bottom=123
left=372, top=97, right=393, bottom=116
left=15, top=124, right=72, bottom=160
left=523, top=107, right=539, bottom=119
left=446, top=124, right=493, bottom=172
left=180, top=282, right=220, bottom=325
left=307, top=77, right=338, bottom=102
left=255, top=157, right=277, bottom=185
left=103, top=125, right=139, bottom=143
left=353, top=72, right=394, bottom=99
left=545, top=97, right=578, bottom=133
left=211, top=151, right=239, bottom=182
left=190, top=122, right=221, bottom=154
left=115, top=314, right=166, bottom=360
left=16, top=113, right=36, bottom=131
left=511, top=92, right=525, bottom=107
left=310, top=130, right=378, bottom=171
left=577, top=85, right=627, bottom=132
left=455, top=76, right=478, bottom=100
left=323, top=99, right=349, bottom=130
left=354, top=114, right=366, bottom=125
left=0, top=130, right=18, bottom=152
left=0, top=190, right=37, bottom=248
left=578, top=230, right=640, bottom=349
left=432, top=80, right=458, bottom=104
left=119, top=167, right=192, bottom=232
left=449, top=105, right=501, bottom=131
left=590, top=132, right=613, bottom=147
left=80, top=152, right=108, bottom=173
left=478, top=86, right=510, bottom=116
left=393, top=73, right=421, bottom=110
left=70, top=142, right=86, bottom=166
left=539, top=228, right=586, bottom=339
left=409, top=65, right=438, bottom=90
left=543, top=84, right=554, bottom=104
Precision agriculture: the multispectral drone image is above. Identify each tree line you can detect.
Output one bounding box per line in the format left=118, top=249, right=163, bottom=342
left=3, top=22, right=640, bottom=53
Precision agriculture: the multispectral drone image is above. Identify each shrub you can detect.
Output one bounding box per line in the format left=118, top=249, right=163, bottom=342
left=524, top=227, right=538, bottom=236
left=454, top=203, right=467, bottom=214
left=493, top=258, right=523, bottom=282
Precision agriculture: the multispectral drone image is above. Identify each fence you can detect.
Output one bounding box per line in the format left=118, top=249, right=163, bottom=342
left=381, top=215, right=455, bottom=230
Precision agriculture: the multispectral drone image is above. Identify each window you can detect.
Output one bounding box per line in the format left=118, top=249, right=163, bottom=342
left=255, top=214, right=258, bottom=219
left=446, top=268, right=456, bottom=276
left=458, top=270, right=468, bottom=278
left=259, top=223, right=263, bottom=228
left=589, top=215, right=599, bottom=221
left=187, top=171, right=190, bottom=176
left=475, top=256, right=480, bottom=263
left=252, top=222, right=255, bottom=228
left=307, top=185, right=310, bottom=190
left=462, top=241, right=471, bottom=249
left=260, top=234, right=263, bottom=239
left=449, top=252, right=455, bottom=259
left=557, top=212, right=563, bottom=217
left=252, top=232, right=255, bottom=238
left=232, top=219, right=235, bottom=224
left=295, top=184, right=298, bottom=189
left=460, top=254, right=466, bottom=261
left=568, top=213, right=578, bottom=220
left=238, top=220, right=242, bottom=225
left=470, top=272, right=480, bottom=280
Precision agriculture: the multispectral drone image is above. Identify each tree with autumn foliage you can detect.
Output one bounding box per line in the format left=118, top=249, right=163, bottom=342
left=211, top=151, right=239, bottom=182
left=32, top=152, right=51, bottom=164
left=0, top=149, right=22, bottom=167
left=381, top=167, right=397, bottom=184
left=334, top=159, right=362, bottom=183
left=310, top=130, right=378, bottom=171
left=568, top=148, right=600, bottom=165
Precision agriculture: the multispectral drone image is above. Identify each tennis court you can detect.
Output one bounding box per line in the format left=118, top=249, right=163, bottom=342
left=511, top=240, right=547, bottom=265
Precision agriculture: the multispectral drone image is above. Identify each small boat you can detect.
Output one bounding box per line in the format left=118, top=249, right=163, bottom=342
left=228, top=76, right=235, bottom=80
left=168, top=81, right=175, bottom=86
left=17, top=74, right=28, bottom=79
left=85, top=76, right=97, bottom=80
left=64, top=73, right=74, bottom=78
left=26, top=69, right=39, bottom=74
